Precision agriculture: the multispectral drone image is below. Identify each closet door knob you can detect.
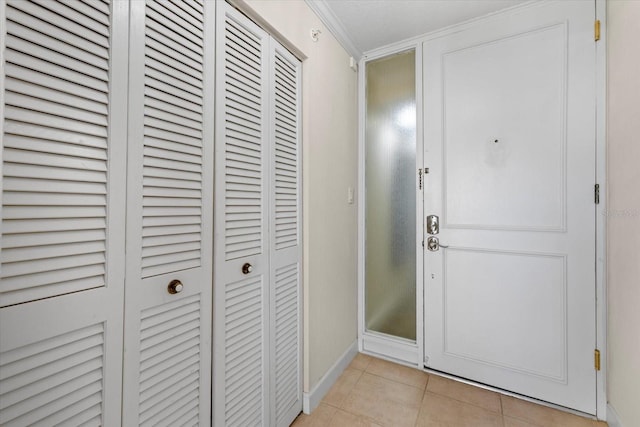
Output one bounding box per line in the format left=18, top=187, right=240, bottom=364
left=242, top=263, right=253, bottom=274
left=167, top=279, right=184, bottom=294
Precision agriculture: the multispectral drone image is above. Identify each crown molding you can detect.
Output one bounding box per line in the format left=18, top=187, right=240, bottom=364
left=304, top=0, right=362, bottom=59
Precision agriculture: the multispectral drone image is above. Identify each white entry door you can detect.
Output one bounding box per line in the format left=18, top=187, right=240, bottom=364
left=423, top=1, right=597, bottom=414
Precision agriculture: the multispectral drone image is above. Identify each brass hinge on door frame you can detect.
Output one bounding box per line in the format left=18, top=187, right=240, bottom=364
left=594, top=349, right=601, bottom=371
left=595, top=20, right=601, bottom=42
left=595, top=184, right=600, bottom=204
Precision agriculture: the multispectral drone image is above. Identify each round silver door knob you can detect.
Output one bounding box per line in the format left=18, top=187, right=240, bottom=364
left=242, top=263, right=253, bottom=274
left=168, top=279, right=184, bottom=294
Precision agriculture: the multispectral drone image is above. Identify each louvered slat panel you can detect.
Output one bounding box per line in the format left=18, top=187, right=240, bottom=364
left=139, top=294, right=201, bottom=427
left=224, top=16, right=264, bottom=261
left=225, top=276, right=263, bottom=426
left=274, top=52, right=299, bottom=251
left=141, top=0, right=205, bottom=278
left=1, top=0, right=111, bottom=307
left=274, top=263, right=300, bottom=424
left=0, top=323, right=105, bottom=426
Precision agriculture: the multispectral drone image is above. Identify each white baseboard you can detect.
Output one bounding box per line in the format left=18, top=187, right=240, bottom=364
left=607, top=404, right=624, bottom=427
left=302, top=340, right=358, bottom=414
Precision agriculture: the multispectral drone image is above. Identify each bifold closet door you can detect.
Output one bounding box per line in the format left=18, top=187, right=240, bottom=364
left=214, top=3, right=302, bottom=426
left=268, top=42, right=302, bottom=427
left=122, top=0, right=214, bottom=425
left=0, top=0, right=128, bottom=425
left=214, top=5, right=270, bottom=426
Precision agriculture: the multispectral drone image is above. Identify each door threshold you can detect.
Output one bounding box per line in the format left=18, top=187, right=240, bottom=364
left=362, top=332, right=418, bottom=365
left=422, top=367, right=599, bottom=421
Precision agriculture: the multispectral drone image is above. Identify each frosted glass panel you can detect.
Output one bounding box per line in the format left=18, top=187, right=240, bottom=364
left=365, top=51, right=416, bottom=341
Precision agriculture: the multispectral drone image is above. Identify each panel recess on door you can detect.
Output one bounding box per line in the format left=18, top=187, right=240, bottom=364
left=141, top=0, right=205, bottom=278
left=443, top=24, right=567, bottom=231
left=443, top=248, right=567, bottom=381
left=138, top=295, right=202, bottom=426
left=224, top=275, right=264, bottom=426
left=0, top=322, right=105, bottom=426
left=1, top=0, right=112, bottom=306
left=224, top=15, right=265, bottom=262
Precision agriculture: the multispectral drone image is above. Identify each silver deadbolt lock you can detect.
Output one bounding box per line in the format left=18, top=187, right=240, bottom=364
left=168, top=279, right=183, bottom=294
left=426, top=215, right=439, bottom=235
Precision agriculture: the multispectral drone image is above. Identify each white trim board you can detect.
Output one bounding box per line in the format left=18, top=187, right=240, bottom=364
left=607, top=404, right=624, bottom=427
left=302, top=340, right=358, bottom=414
left=594, top=0, right=608, bottom=419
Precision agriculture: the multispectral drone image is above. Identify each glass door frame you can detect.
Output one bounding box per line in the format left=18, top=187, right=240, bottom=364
left=357, top=42, right=424, bottom=367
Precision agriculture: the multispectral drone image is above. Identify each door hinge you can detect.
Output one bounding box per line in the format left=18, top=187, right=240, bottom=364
left=594, top=349, right=601, bottom=371
left=595, top=20, right=601, bottom=41
left=418, top=168, right=423, bottom=190
left=595, top=184, right=600, bottom=204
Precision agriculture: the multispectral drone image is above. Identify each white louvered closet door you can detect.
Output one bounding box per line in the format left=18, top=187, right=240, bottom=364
left=122, top=0, right=214, bottom=425
left=214, top=4, right=270, bottom=426
left=0, top=0, right=128, bottom=425
left=214, top=2, right=302, bottom=426
left=269, top=43, right=302, bottom=427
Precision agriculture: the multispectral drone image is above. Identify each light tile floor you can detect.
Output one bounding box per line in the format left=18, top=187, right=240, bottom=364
left=292, top=353, right=608, bottom=427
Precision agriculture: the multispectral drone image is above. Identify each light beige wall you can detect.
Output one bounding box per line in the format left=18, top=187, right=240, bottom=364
left=606, top=1, right=640, bottom=426
left=240, top=0, right=359, bottom=392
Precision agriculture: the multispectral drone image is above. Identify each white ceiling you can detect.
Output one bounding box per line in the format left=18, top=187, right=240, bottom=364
left=307, top=0, right=530, bottom=57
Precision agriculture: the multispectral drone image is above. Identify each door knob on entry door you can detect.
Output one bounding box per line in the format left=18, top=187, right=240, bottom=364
left=167, top=279, right=184, bottom=294
left=242, top=263, right=253, bottom=274
left=427, top=236, right=449, bottom=252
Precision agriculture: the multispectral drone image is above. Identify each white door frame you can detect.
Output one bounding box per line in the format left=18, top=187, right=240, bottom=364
left=357, top=0, right=608, bottom=419
left=594, top=0, right=607, bottom=419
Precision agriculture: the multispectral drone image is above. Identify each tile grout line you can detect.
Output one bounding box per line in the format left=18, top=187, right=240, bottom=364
left=339, top=367, right=365, bottom=410
left=413, top=374, right=431, bottom=427
left=422, top=387, right=504, bottom=415
left=343, top=367, right=385, bottom=427
left=363, top=371, right=428, bottom=391
left=343, top=356, right=603, bottom=427
left=352, top=357, right=427, bottom=426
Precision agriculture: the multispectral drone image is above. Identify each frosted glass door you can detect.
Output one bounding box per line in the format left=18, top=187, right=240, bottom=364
left=365, top=51, right=417, bottom=341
